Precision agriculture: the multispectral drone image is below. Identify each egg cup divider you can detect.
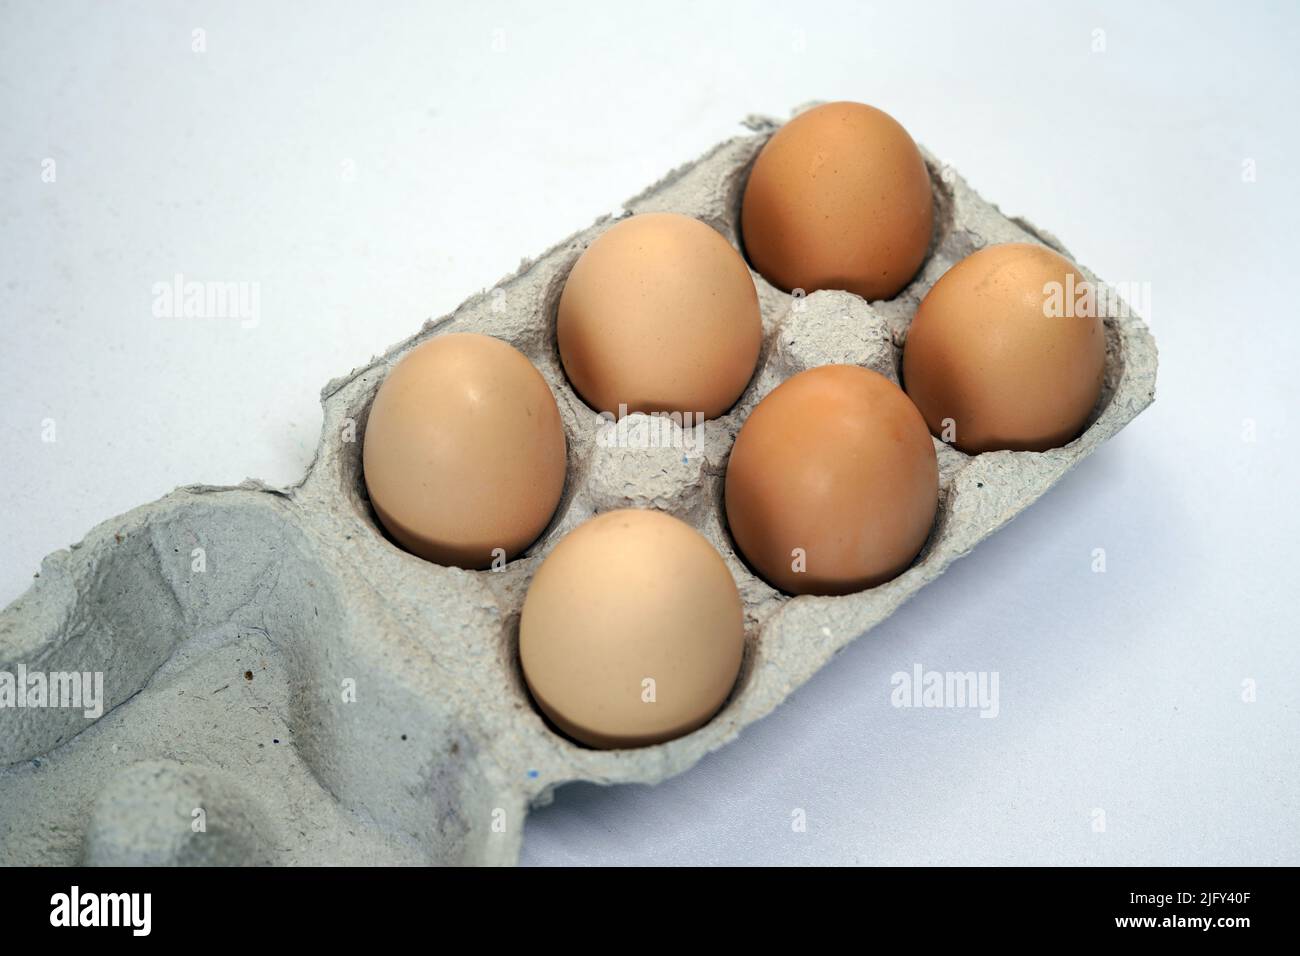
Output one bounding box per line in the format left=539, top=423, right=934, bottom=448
left=0, top=110, right=1157, bottom=865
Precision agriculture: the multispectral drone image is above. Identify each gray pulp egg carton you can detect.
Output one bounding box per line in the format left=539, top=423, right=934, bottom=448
left=0, top=109, right=1157, bottom=866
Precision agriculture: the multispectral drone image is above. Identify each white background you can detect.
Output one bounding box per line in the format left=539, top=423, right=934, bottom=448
left=2, top=1, right=1296, bottom=865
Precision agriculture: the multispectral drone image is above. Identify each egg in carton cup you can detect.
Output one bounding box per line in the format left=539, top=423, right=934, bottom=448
left=0, top=105, right=1157, bottom=865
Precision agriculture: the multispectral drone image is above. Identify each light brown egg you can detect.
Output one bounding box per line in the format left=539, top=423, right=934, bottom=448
left=741, top=101, right=934, bottom=301
left=557, top=212, right=762, bottom=421
left=519, top=509, right=744, bottom=749
left=725, top=365, right=937, bottom=595
left=902, top=243, right=1107, bottom=454
left=362, top=332, right=567, bottom=568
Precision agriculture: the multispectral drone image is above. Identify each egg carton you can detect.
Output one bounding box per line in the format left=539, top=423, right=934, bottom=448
left=0, top=109, right=1157, bottom=866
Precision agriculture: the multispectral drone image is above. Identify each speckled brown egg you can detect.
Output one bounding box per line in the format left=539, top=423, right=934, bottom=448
left=362, top=332, right=567, bottom=568
left=557, top=212, right=762, bottom=421
left=741, top=101, right=934, bottom=301
left=519, top=509, right=744, bottom=749
left=902, top=242, right=1107, bottom=454
left=724, top=365, right=938, bottom=595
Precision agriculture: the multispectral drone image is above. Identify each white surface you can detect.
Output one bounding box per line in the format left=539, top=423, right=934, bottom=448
left=2, top=0, right=1296, bottom=866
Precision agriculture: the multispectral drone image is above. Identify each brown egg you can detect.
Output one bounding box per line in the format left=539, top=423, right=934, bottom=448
left=725, top=365, right=937, bottom=595
left=362, top=332, right=567, bottom=568
left=902, top=243, right=1107, bottom=454
left=557, top=212, right=762, bottom=421
left=741, top=101, right=934, bottom=301
left=519, top=509, right=744, bottom=749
